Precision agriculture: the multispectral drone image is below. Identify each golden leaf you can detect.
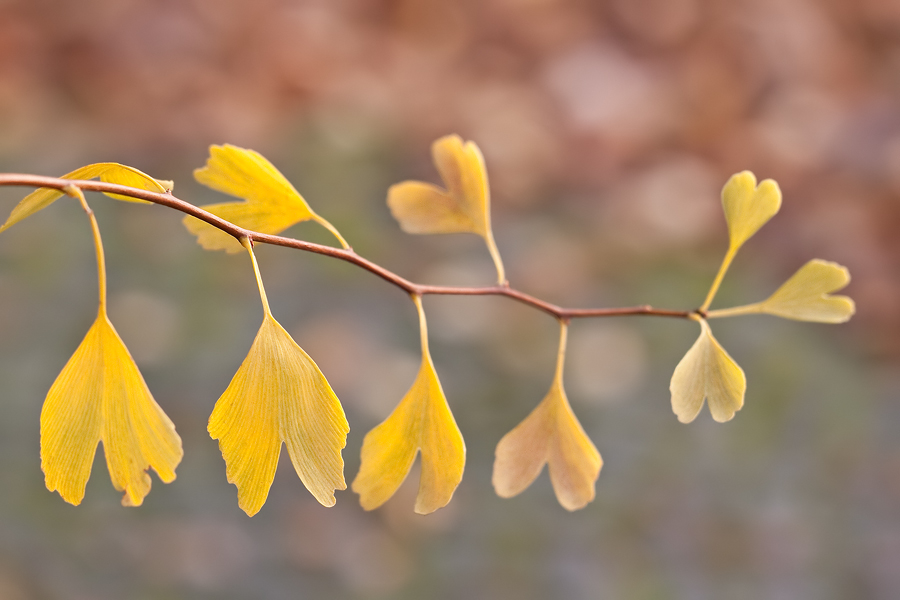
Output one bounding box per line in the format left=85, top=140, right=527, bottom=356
left=721, top=171, right=781, bottom=253
left=701, top=171, right=782, bottom=312
left=492, top=335, right=601, bottom=510
left=185, top=144, right=346, bottom=253
left=209, top=240, right=349, bottom=516
left=757, top=259, right=855, bottom=323
left=41, top=313, right=183, bottom=506
left=387, top=135, right=506, bottom=283
left=670, top=319, right=746, bottom=423
left=493, top=322, right=601, bottom=510
left=352, top=296, right=465, bottom=514
left=208, top=314, right=350, bottom=516
left=1, top=163, right=170, bottom=233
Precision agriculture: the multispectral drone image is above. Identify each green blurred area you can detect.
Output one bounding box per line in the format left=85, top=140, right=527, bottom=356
left=1, top=1, right=899, bottom=598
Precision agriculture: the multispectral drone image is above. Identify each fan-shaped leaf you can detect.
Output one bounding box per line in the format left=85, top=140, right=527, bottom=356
left=493, top=376, right=601, bottom=511
left=208, top=314, right=349, bottom=516
left=670, top=319, right=746, bottom=423
left=1, top=163, right=170, bottom=232
left=41, top=313, right=182, bottom=506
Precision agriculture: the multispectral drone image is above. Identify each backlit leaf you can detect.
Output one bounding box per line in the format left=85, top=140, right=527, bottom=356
left=758, top=259, right=855, bottom=323
left=41, top=313, right=183, bottom=506
left=208, top=314, right=349, bottom=516
left=722, top=171, right=781, bottom=253
left=185, top=144, right=318, bottom=253
left=352, top=296, right=465, bottom=514
left=670, top=319, right=746, bottom=423
left=1, top=163, right=170, bottom=232
left=388, top=135, right=489, bottom=237
left=388, top=135, right=506, bottom=283
left=493, top=375, right=601, bottom=511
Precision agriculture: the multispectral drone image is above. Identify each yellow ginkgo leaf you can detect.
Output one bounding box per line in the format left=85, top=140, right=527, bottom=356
left=493, top=323, right=601, bottom=511
left=722, top=171, right=781, bottom=253
left=701, top=171, right=783, bottom=312
left=209, top=240, right=349, bottom=516
left=670, top=319, right=746, bottom=424
left=0, top=163, right=171, bottom=233
left=209, top=314, right=349, bottom=515
left=757, top=259, right=855, bottom=323
left=41, top=312, right=183, bottom=506
left=185, top=144, right=347, bottom=253
left=707, top=259, right=856, bottom=323
left=352, top=295, right=465, bottom=514
left=387, top=135, right=506, bottom=283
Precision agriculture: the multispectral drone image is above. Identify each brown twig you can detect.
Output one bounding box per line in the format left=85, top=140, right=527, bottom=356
left=0, top=174, right=694, bottom=321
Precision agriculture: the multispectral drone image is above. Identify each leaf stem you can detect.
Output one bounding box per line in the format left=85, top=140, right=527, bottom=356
left=242, top=237, right=272, bottom=317
left=553, top=320, right=569, bottom=388
left=311, top=213, right=351, bottom=250
left=700, top=245, right=737, bottom=312
left=66, top=185, right=107, bottom=314
left=705, top=303, right=763, bottom=319
left=484, top=229, right=506, bottom=286
left=412, top=294, right=431, bottom=360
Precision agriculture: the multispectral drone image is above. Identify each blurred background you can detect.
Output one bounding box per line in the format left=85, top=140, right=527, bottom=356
left=0, top=0, right=898, bottom=598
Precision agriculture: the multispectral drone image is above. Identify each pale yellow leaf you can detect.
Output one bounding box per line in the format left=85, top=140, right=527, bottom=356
left=41, top=313, right=182, bottom=506
left=493, top=378, right=601, bottom=511
left=721, top=171, right=781, bottom=253
left=758, top=259, right=855, bottom=323
left=387, top=135, right=489, bottom=237
left=1, top=163, right=169, bottom=233
left=670, top=319, right=746, bottom=423
left=208, top=314, right=348, bottom=516
left=185, top=144, right=317, bottom=253
left=352, top=351, right=465, bottom=514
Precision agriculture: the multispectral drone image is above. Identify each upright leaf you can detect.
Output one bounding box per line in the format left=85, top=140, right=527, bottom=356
left=387, top=135, right=506, bottom=283
left=1, top=163, right=170, bottom=232
left=721, top=171, right=781, bottom=253
left=185, top=144, right=346, bottom=252
left=701, top=171, right=782, bottom=311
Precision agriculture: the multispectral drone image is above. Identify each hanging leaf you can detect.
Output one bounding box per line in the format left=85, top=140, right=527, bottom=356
left=209, top=314, right=349, bottom=516
left=493, top=374, right=601, bottom=511
left=41, top=313, right=183, bottom=506
left=208, top=241, right=349, bottom=516
left=1, top=163, right=170, bottom=233
left=352, top=296, right=465, bottom=514
left=670, top=319, right=746, bottom=424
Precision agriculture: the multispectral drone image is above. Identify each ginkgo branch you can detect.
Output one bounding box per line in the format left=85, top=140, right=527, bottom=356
left=0, top=174, right=694, bottom=321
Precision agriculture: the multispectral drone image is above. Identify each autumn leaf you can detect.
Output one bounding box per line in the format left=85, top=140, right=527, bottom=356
left=701, top=171, right=782, bottom=311
left=352, top=295, right=465, bottom=514
left=209, top=239, right=349, bottom=515
left=1, top=163, right=170, bottom=233
left=387, top=135, right=506, bottom=283
left=670, top=318, right=746, bottom=423
left=41, top=313, right=183, bottom=506
left=185, top=144, right=347, bottom=253
left=41, top=188, right=181, bottom=506
left=493, top=322, right=601, bottom=511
